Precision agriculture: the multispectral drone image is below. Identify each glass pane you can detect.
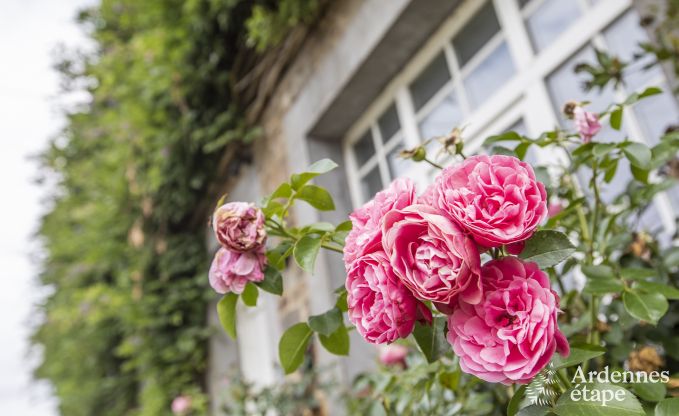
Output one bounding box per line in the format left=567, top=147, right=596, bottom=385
left=526, top=0, right=580, bottom=52
left=378, top=104, right=401, bottom=142
left=453, top=2, right=501, bottom=66
left=353, top=131, right=375, bottom=166
left=604, top=10, right=662, bottom=90
left=410, top=53, right=451, bottom=111
left=418, top=91, right=463, bottom=142
left=463, top=42, right=515, bottom=109
left=361, top=165, right=383, bottom=201
left=632, top=85, right=679, bottom=146
left=387, top=142, right=409, bottom=179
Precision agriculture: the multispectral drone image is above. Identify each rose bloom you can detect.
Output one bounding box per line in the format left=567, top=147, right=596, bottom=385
left=446, top=257, right=569, bottom=384
left=213, top=202, right=266, bottom=252
left=378, top=344, right=409, bottom=367
left=346, top=247, right=431, bottom=344
left=209, top=247, right=266, bottom=294
left=432, top=154, right=547, bottom=248
left=382, top=204, right=482, bottom=305
left=343, top=178, right=416, bottom=267
left=171, top=395, right=191, bottom=415
left=573, top=106, right=601, bottom=143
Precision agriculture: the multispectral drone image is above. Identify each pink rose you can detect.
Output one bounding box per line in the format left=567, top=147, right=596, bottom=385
left=209, top=247, right=266, bottom=294
left=343, top=178, right=416, bottom=267
left=171, top=395, right=191, bottom=414
left=382, top=204, right=482, bottom=305
left=446, top=257, right=569, bottom=384
left=213, top=202, right=266, bottom=252
left=346, top=249, right=431, bottom=344
left=573, top=106, right=601, bottom=143
left=432, top=155, right=547, bottom=248
left=378, top=344, right=409, bottom=367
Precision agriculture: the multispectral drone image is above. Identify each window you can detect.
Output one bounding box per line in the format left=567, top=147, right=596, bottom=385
left=344, top=0, right=679, bottom=231
left=522, top=0, right=582, bottom=52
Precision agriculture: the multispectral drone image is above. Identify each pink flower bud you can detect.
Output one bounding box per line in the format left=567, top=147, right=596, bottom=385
left=213, top=202, right=266, bottom=252
left=573, top=106, right=601, bottom=143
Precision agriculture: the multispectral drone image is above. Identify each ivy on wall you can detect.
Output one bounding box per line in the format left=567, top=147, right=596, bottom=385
left=32, top=0, right=322, bottom=414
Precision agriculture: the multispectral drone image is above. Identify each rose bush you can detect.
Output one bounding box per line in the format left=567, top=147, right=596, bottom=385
left=209, top=81, right=679, bottom=415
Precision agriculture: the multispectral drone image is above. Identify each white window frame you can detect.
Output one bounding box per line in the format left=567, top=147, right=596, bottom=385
left=342, top=0, right=676, bottom=233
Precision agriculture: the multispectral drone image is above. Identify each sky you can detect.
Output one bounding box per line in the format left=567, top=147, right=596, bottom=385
left=0, top=0, right=95, bottom=414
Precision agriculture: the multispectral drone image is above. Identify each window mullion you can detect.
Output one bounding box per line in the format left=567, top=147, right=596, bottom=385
left=395, top=87, right=422, bottom=148
left=443, top=43, right=470, bottom=116
left=494, top=0, right=534, bottom=70
left=371, top=124, right=391, bottom=186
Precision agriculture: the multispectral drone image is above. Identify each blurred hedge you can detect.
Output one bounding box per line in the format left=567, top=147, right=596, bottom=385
left=32, top=0, right=319, bottom=414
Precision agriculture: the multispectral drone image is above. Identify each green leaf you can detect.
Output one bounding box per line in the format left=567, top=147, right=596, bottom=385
left=485, top=131, right=523, bottom=144
left=663, top=247, right=679, bottom=268
left=319, top=324, right=349, bottom=356
left=620, top=268, right=656, bottom=281
left=610, top=107, right=623, bottom=130
left=622, top=290, right=668, bottom=325
left=584, top=278, right=624, bottom=295
left=293, top=234, right=322, bottom=273
left=412, top=316, right=448, bottom=363
left=290, top=159, right=338, bottom=190
left=308, top=307, right=342, bottom=336
left=655, top=398, right=679, bottom=416
left=335, top=220, right=353, bottom=232
left=517, top=406, right=552, bottom=416
left=217, top=293, right=238, bottom=339
left=335, top=290, right=348, bottom=312
left=604, top=159, right=619, bottom=183
left=555, top=383, right=644, bottom=416
left=278, top=323, right=313, bottom=374
left=622, top=142, right=652, bottom=170
left=270, top=182, right=293, bottom=200
left=295, top=184, right=335, bottom=211
left=519, top=230, right=576, bottom=268
left=552, top=343, right=605, bottom=369
left=241, top=283, right=259, bottom=307
left=515, top=142, right=530, bottom=160
left=632, top=382, right=666, bottom=402
left=508, top=384, right=527, bottom=416
left=593, top=142, right=617, bottom=157
left=581, top=265, right=615, bottom=280
left=638, top=86, right=662, bottom=100
left=635, top=281, right=679, bottom=300
left=257, top=266, right=283, bottom=295
left=630, top=164, right=649, bottom=183
left=439, top=370, right=460, bottom=391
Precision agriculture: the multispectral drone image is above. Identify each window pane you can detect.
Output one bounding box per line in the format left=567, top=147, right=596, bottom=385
left=633, top=85, right=679, bottom=146
left=418, top=92, right=463, bottom=141
left=410, top=53, right=451, bottom=111
left=387, top=142, right=408, bottom=179
left=453, top=2, right=500, bottom=66
left=604, top=10, right=662, bottom=90
left=526, top=0, right=580, bottom=52
left=378, top=104, right=401, bottom=142
left=463, top=42, right=515, bottom=109
left=361, top=165, right=383, bottom=201
left=353, top=131, right=376, bottom=166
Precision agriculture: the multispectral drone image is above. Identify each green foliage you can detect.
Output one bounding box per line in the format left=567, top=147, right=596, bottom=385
left=31, top=0, right=313, bottom=413
left=245, top=0, right=322, bottom=51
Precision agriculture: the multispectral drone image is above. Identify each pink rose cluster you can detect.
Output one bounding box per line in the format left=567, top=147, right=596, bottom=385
left=209, top=202, right=267, bottom=294
left=344, top=154, right=569, bottom=384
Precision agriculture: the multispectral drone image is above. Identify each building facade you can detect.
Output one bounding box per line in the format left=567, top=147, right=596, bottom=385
left=208, top=0, right=679, bottom=413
